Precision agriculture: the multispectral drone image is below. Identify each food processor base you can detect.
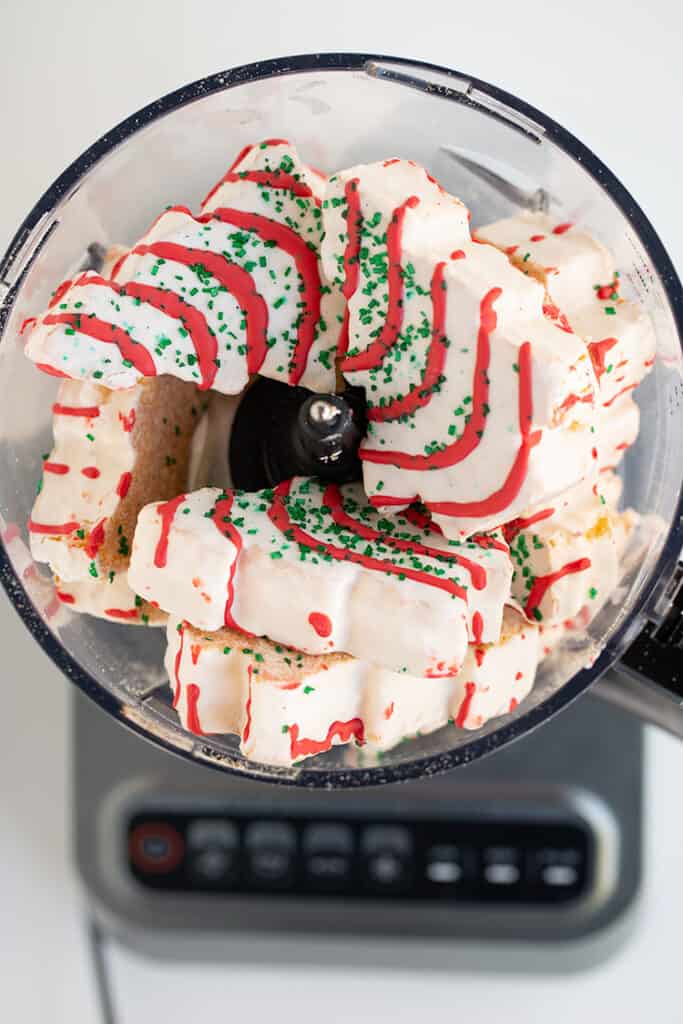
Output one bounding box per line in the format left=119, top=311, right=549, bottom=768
left=74, top=678, right=642, bottom=967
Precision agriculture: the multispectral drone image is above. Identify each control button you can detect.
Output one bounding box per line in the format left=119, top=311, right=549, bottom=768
left=426, top=844, right=464, bottom=884
left=190, top=847, right=236, bottom=884
left=302, top=824, right=354, bottom=887
left=303, top=823, right=354, bottom=855
left=244, top=821, right=297, bottom=886
left=362, top=825, right=413, bottom=856
left=187, top=819, right=239, bottom=850
left=128, top=822, right=185, bottom=875
left=483, top=846, right=521, bottom=886
left=541, top=864, right=579, bottom=887
left=531, top=847, right=583, bottom=889
left=361, top=825, right=414, bottom=890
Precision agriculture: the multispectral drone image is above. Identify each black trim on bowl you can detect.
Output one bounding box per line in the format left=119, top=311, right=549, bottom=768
left=1, top=52, right=682, bottom=788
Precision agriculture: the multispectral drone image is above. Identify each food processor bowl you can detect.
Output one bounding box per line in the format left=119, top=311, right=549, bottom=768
left=1, top=54, right=681, bottom=787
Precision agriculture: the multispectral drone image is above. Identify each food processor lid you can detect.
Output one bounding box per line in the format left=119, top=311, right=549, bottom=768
left=1, top=53, right=682, bottom=787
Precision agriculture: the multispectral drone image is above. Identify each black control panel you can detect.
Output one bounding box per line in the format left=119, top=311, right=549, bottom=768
left=127, top=812, right=592, bottom=905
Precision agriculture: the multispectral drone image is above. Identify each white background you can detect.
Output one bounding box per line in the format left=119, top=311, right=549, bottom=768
left=1, top=1, right=682, bottom=1021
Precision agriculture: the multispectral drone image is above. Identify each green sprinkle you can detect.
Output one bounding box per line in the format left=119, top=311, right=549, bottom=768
left=281, top=724, right=290, bottom=734
left=303, top=685, right=315, bottom=694
left=88, top=561, right=98, bottom=579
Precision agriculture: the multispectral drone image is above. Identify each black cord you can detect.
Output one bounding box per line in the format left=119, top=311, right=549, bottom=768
left=87, top=917, right=117, bottom=1024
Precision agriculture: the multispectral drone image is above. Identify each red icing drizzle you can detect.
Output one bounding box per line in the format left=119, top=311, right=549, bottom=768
left=367, top=260, right=448, bottom=423
left=128, top=242, right=269, bottom=376
left=28, top=518, right=79, bottom=535
left=172, top=623, right=185, bottom=707
left=154, top=494, right=187, bottom=568
left=557, top=392, right=593, bottom=415
left=587, top=337, right=618, bottom=379
left=213, top=169, right=319, bottom=204
left=369, top=493, right=418, bottom=508
left=210, top=493, right=245, bottom=631
left=402, top=504, right=442, bottom=534
left=53, top=403, right=100, bottom=418
left=43, top=309, right=156, bottom=379
left=185, top=683, right=204, bottom=735
left=543, top=302, right=573, bottom=333
left=474, top=647, right=485, bottom=667
left=308, top=611, right=332, bottom=637
left=361, top=287, right=501, bottom=469
left=450, top=249, right=466, bottom=260
left=323, top=483, right=486, bottom=589
left=119, top=409, right=136, bottom=432
left=36, top=363, right=70, bottom=379
left=524, top=558, right=592, bottom=619
left=267, top=480, right=468, bottom=602
left=337, top=178, right=362, bottom=357
left=455, top=682, right=476, bottom=727
left=20, top=316, right=37, bottom=335
left=503, top=507, right=555, bottom=543
left=81, top=466, right=100, bottom=479
left=85, top=518, right=106, bottom=559
left=56, top=591, right=75, bottom=604
left=78, top=274, right=217, bottom=390
left=471, top=532, right=509, bottom=553
left=603, top=382, right=637, bottom=408
left=209, top=208, right=321, bottom=386
left=553, top=222, right=574, bottom=235
left=48, top=280, right=73, bottom=309
left=384, top=702, right=395, bottom=720
left=105, top=607, right=139, bottom=620
left=201, top=138, right=290, bottom=206
left=529, top=234, right=546, bottom=242
left=509, top=697, right=519, bottom=712
left=342, top=195, right=420, bottom=372
left=425, top=341, right=542, bottom=519
left=289, top=718, right=365, bottom=759
left=116, top=472, right=132, bottom=498
left=190, top=643, right=201, bottom=665
left=43, top=462, right=69, bottom=475
left=472, top=611, right=484, bottom=644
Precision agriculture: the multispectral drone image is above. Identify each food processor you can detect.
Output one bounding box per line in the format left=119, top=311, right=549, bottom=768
left=2, top=54, right=681, bottom=1014
left=1, top=53, right=680, bottom=787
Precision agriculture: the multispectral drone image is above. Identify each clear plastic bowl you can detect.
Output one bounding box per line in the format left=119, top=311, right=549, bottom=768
left=1, top=54, right=681, bottom=786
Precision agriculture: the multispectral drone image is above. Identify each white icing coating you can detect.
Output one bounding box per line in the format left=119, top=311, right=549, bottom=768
left=29, top=379, right=144, bottom=581
left=598, top=393, right=640, bottom=471
left=478, top=212, right=656, bottom=408
left=129, top=477, right=512, bottom=676
left=476, top=212, right=614, bottom=317
left=53, top=571, right=165, bottom=626
left=164, top=607, right=539, bottom=766
left=25, top=142, right=340, bottom=395
left=449, top=608, right=539, bottom=729
left=571, top=294, right=656, bottom=407
left=321, top=162, right=598, bottom=539
left=508, top=486, right=618, bottom=626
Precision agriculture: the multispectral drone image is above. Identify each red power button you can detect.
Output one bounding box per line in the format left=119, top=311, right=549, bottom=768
left=128, top=822, right=185, bottom=874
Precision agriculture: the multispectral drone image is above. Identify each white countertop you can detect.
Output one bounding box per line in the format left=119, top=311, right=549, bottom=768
left=1, top=1, right=681, bottom=1020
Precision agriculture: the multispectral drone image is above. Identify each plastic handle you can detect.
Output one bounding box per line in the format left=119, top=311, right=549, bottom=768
left=595, top=562, right=683, bottom=737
